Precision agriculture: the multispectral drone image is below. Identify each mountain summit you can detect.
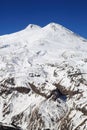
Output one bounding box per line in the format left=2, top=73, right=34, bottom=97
left=0, top=23, right=87, bottom=130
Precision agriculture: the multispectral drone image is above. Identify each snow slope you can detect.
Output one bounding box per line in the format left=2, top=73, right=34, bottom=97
left=0, top=23, right=87, bottom=130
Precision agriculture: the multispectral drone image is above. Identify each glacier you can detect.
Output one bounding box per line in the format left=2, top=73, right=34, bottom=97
left=0, top=23, right=87, bottom=130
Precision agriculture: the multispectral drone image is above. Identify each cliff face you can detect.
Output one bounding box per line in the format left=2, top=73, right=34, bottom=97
left=0, top=23, right=87, bottom=130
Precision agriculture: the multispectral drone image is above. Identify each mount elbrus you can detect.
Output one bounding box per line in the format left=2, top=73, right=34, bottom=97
left=0, top=23, right=87, bottom=130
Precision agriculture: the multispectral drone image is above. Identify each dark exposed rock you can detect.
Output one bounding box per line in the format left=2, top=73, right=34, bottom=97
left=47, top=88, right=66, bottom=101
left=0, top=85, right=30, bottom=96
left=29, top=82, right=48, bottom=98
left=4, top=78, right=15, bottom=86
left=13, top=87, right=30, bottom=94
left=0, top=123, right=22, bottom=130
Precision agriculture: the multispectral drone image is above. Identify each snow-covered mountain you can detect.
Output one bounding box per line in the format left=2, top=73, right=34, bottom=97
left=0, top=23, right=87, bottom=130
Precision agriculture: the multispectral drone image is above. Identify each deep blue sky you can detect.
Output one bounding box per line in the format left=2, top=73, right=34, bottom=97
left=0, top=0, right=87, bottom=38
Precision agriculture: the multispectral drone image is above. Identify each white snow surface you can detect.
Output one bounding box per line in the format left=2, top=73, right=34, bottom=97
left=0, top=23, right=87, bottom=130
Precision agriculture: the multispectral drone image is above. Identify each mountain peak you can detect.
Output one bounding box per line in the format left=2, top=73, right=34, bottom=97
left=42, top=22, right=74, bottom=35
left=26, top=24, right=41, bottom=30
left=43, top=22, right=64, bottom=31
left=0, top=22, right=87, bottom=130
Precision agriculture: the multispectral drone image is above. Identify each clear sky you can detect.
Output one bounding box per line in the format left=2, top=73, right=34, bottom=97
left=0, top=0, right=87, bottom=38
